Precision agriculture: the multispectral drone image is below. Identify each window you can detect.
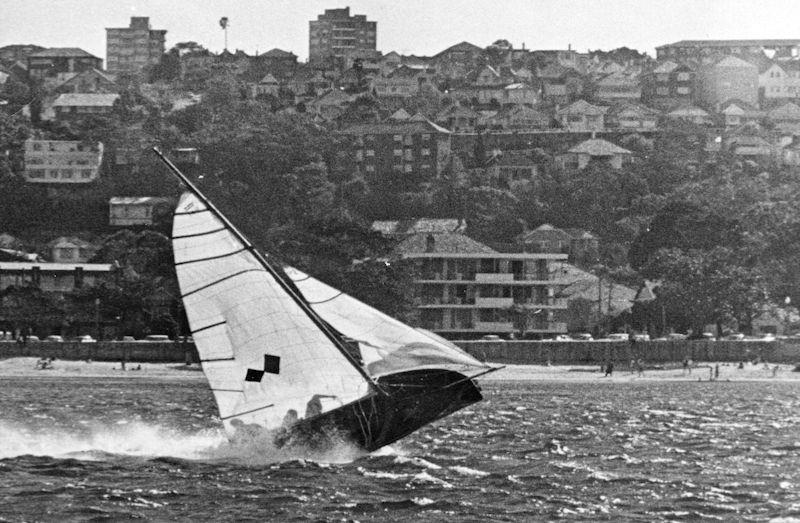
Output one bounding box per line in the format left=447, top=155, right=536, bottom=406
left=365, top=165, right=375, bottom=172
left=404, top=149, right=413, bottom=160
left=365, top=149, right=375, bottom=157
left=393, top=134, right=402, bottom=141
left=60, top=248, right=75, bottom=259
left=393, top=149, right=402, bottom=156
left=404, top=164, right=413, bottom=173
left=677, top=72, right=690, bottom=81
left=81, top=169, right=93, bottom=178
left=676, top=86, right=690, bottom=94
left=421, top=148, right=430, bottom=156
left=421, top=133, right=431, bottom=141
left=61, top=170, right=73, bottom=179
left=33, top=142, right=42, bottom=151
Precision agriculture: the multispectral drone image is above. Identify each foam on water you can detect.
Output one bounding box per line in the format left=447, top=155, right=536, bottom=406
left=0, top=419, right=368, bottom=465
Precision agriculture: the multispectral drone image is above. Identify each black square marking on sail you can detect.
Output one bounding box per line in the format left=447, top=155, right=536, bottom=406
left=245, top=368, right=265, bottom=382
left=264, top=354, right=280, bottom=374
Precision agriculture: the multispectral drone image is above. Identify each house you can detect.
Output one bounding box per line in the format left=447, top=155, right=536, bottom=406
left=530, top=49, right=589, bottom=73
left=594, top=70, right=642, bottom=103
left=55, top=68, right=117, bottom=94
left=487, top=104, right=551, bottom=130
left=256, top=48, right=298, bottom=71
left=781, top=137, right=800, bottom=166
left=666, top=105, right=714, bottom=126
left=605, top=103, right=660, bottom=131
left=0, top=233, right=22, bottom=249
left=109, top=197, right=172, bottom=226
left=433, top=41, right=483, bottom=79
left=285, top=66, right=330, bottom=97
left=517, top=224, right=600, bottom=263
left=758, top=62, right=800, bottom=103
left=371, top=218, right=467, bottom=237
left=27, top=48, right=103, bottom=83
left=550, top=261, right=636, bottom=333
left=768, top=101, right=800, bottom=132
left=641, top=61, right=694, bottom=108
left=51, top=93, right=119, bottom=120
left=393, top=232, right=568, bottom=339
left=656, top=39, right=800, bottom=63
left=23, top=139, right=104, bottom=184
left=483, top=149, right=540, bottom=189
left=719, top=99, right=762, bottom=128
left=500, top=83, right=539, bottom=105
left=558, top=138, right=633, bottom=169
left=695, top=56, right=759, bottom=110
left=537, top=64, right=585, bottom=104
left=556, top=99, right=608, bottom=132
left=48, top=237, right=98, bottom=263
left=725, top=131, right=775, bottom=160
left=371, top=65, right=436, bottom=98
left=306, top=88, right=356, bottom=121
left=435, top=104, right=479, bottom=132
left=251, top=73, right=280, bottom=98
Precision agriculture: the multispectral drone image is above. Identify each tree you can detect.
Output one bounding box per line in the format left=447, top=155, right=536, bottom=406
left=643, top=247, right=768, bottom=335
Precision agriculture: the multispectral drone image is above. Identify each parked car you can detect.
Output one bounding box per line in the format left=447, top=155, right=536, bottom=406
left=632, top=333, right=650, bottom=342
left=606, top=333, right=629, bottom=341
left=44, top=335, right=64, bottom=342
left=144, top=334, right=170, bottom=342
left=666, top=333, right=688, bottom=340
left=554, top=334, right=572, bottom=341
left=572, top=333, right=593, bottom=341
left=480, top=334, right=504, bottom=342
left=76, top=335, right=96, bottom=343
left=724, top=333, right=745, bottom=341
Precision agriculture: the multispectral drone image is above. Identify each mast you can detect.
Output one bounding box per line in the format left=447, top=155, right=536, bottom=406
left=153, top=147, right=377, bottom=386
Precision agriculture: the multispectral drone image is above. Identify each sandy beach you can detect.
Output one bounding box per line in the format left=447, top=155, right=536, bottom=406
left=1, top=357, right=799, bottom=382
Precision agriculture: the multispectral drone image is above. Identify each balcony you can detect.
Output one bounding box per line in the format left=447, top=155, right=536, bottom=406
left=474, top=321, right=515, bottom=332
left=514, top=298, right=568, bottom=308
left=475, top=272, right=514, bottom=283
left=526, top=322, right=568, bottom=333
left=475, top=297, right=513, bottom=308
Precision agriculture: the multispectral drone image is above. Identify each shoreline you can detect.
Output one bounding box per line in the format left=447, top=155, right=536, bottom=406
left=1, top=357, right=799, bottom=383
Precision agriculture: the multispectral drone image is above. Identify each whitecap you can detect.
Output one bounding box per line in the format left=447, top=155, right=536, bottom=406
left=450, top=465, right=489, bottom=477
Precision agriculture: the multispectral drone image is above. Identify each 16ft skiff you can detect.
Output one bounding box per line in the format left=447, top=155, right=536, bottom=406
left=155, top=148, right=497, bottom=451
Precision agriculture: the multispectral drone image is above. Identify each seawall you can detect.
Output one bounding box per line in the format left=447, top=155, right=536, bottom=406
left=2, top=340, right=798, bottom=365
left=458, top=340, right=800, bottom=365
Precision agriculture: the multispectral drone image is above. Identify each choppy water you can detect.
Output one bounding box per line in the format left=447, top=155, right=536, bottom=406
left=2, top=377, right=800, bottom=521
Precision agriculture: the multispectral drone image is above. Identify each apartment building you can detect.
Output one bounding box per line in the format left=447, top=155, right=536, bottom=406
left=309, top=7, right=376, bottom=66
left=695, top=56, right=759, bottom=110
left=399, top=233, right=569, bottom=339
left=23, top=139, right=104, bottom=184
left=641, top=61, right=695, bottom=109
left=340, top=118, right=451, bottom=190
left=106, top=17, right=166, bottom=77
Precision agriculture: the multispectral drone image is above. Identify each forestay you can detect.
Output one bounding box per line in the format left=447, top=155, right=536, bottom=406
left=172, top=193, right=372, bottom=433
left=283, top=267, right=489, bottom=378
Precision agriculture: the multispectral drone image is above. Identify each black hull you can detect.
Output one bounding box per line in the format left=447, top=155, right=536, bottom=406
left=278, top=369, right=483, bottom=452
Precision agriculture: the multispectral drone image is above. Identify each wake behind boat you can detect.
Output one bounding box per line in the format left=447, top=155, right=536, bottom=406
left=155, top=148, right=495, bottom=452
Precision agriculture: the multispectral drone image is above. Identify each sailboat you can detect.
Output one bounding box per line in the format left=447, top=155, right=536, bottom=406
left=155, top=148, right=496, bottom=452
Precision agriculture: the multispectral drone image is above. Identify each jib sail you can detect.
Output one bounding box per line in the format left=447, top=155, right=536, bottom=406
left=283, top=266, right=489, bottom=378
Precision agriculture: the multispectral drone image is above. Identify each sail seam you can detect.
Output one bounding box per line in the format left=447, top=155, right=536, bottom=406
left=193, top=321, right=227, bottom=334
left=221, top=403, right=275, bottom=420
left=175, top=208, right=210, bottom=216
left=182, top=269, right=265, bottom=298
left=200, top=357, right=235, bottom=362
left=172, top=227, right=227, bottom=239
left=306, top=292, right=344, bottom=305
left=211, top=388, right=244, bottom=393
left=175, top=247, right=248, bottom=266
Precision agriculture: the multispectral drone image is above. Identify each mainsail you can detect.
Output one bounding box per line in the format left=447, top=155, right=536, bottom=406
left=283, top=267, right=489, bottom=378
left=172, top=192, right=373, bottom=433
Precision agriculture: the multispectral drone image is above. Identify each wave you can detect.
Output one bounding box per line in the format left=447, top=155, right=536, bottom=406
left=0, top=419, right=367, bottom=465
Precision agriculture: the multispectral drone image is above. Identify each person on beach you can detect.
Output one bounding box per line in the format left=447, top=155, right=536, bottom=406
left=604, top=361, right=614, bottom=377
left=636, top=359, right=644, bottom=377
left=714, top=364, right=719, bottom=380
left=682, top=358, right=689, bottom=375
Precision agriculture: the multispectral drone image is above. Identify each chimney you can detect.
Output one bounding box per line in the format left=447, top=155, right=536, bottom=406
left=425, top=234, right=436, bottom=253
